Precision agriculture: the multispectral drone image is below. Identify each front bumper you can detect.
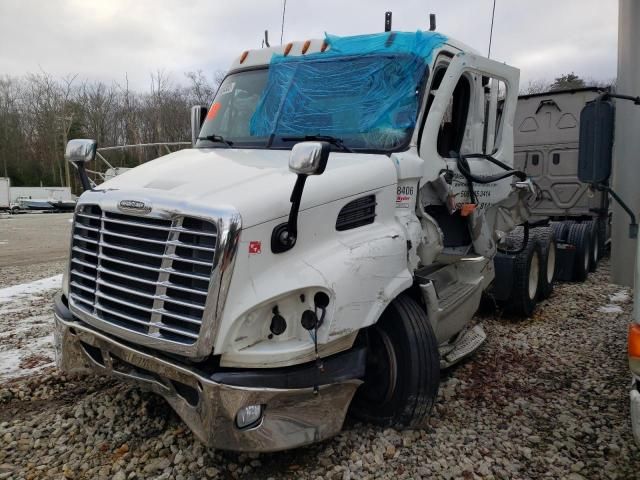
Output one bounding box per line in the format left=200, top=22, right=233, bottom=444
left=631, top=376, right=640, bottom=446
left=53, top=295, right=362, bottom=452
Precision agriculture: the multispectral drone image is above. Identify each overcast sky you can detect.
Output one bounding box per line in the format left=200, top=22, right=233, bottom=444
left=0, top=0, right=618, bottom=91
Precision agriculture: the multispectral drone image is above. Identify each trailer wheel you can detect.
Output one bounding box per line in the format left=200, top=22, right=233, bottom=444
left=588, top=220, right=599, bottom=272
left=350, top=293, right=439, bottom=429
left=567, top=223, right=591, bottom=282
left=533, top=227, right=556, bottom=300
left=597, top=217, right=608, bottom=259
left=550, top=221, right=570, bottom=242
left=504, top=231, right=542, bottom=317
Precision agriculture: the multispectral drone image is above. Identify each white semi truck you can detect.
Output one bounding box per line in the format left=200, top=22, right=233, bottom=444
left=54, top=29, right=544, bottom=451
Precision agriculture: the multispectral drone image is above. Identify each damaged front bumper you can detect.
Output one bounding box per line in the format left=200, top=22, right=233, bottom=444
left=53, top=294, right=363, bottom=452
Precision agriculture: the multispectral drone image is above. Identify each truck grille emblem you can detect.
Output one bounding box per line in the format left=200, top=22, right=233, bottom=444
left=118, top=200, right=151, bottom=214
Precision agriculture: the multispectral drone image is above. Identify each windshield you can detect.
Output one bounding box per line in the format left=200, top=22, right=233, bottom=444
left=196, top=53, right=428, bottom=152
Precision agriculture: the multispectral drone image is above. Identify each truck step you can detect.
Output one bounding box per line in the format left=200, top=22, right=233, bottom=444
left=440, top=325, right=487, bottom=368
left=437, top=282, right=478, bottom=312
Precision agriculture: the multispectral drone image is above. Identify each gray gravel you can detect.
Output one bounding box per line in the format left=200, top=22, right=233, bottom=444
left=1, top=257, right=640, bottom=479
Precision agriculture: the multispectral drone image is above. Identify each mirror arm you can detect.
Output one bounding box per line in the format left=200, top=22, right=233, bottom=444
left=73, top=161, right=92, bottom=192
left=597, top=184, right=638, bottom=238
left=599, top=92, right=640, bottom=106
left=271, top=174, right=308, bottom=253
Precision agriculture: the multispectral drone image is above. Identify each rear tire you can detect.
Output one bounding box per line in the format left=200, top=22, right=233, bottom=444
left=597, top=217, right=608, bottom=259
left=504, top=231, right=542, bottom=317
left=551, top=221, right=570, bottom=243
left=533, top=227, right=556, bottom=300
left=567, top=223, right=591, bottom=282
left=588, top=220, right=599, bottom=273
left=350, top=293, right=440, bottom=428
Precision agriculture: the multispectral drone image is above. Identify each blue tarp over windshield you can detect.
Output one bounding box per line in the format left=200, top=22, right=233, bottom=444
left=249, top=31, right=447, bottom=144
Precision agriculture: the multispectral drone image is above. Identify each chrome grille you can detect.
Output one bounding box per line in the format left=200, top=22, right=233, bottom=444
left=68, top=204, right=217, bottom=345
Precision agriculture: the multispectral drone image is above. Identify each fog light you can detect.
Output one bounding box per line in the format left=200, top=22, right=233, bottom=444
left=235, top=404, right=263, bottom=429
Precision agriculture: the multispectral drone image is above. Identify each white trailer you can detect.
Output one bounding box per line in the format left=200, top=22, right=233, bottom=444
left=0, top=177, right=10, bottom=210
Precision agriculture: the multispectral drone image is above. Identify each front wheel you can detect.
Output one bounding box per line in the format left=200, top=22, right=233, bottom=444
left=350, top=294, right=440, bottom=429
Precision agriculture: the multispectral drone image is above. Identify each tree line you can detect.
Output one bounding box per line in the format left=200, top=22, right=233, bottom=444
left=0, top=70, right=223, bottom=191
left=0, top=69, right=612, bottom=193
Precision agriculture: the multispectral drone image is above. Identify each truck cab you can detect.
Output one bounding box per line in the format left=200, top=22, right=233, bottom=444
left=55, top=30, right=534, bottom=451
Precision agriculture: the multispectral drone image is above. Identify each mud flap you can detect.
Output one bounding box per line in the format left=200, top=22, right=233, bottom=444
left=489, top=251, right=515, bottom=301
left=555, top=243, right=576, bottom=281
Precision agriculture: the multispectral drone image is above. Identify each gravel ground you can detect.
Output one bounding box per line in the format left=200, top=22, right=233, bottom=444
left=1, top=256, right=640, bottom=479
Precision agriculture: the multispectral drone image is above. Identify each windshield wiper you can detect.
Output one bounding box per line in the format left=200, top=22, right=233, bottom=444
left=281, top=135, right=353, bottom=153
left=197, top=134, right=234, bottom=147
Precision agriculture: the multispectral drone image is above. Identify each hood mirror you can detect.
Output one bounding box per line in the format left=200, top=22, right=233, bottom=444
left=191, top=105, right=208, bottom=146
left=272, top=141, right=331, bottom=253
left=65, top=139, right=97, bottom=164
left=65, top=139, right=97, bottom=192
left=289, top=141, right=330, bottom=175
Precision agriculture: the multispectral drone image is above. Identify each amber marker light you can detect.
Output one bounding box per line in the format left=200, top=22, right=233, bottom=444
left=284, top=43, right=293, bottom=56
left=239, top=51, right=249, bottom=64
left=302, top=40, right=311, bottom=54
left=629, top=323, right=640, bottom=375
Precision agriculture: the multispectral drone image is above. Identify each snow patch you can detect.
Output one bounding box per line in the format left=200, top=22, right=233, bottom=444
left=599, top=305, right=623, bottom=314
left=0, top=334, right=55, bottom=380
left=610, top=290, right=630, bottom=304
left=0, top=274, right=62, bottom=303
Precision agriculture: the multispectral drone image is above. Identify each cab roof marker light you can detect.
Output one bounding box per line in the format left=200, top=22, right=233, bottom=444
left=302, top=40, right=311, bottom=54
left=284, top=43, right=293, bottom=56
left=320, top=40, right=329, bottom=52
left=239, top=51, right=249, bottom=64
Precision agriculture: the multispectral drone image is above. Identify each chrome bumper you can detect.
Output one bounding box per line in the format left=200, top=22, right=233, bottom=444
left=54, top=303, right=361, bottom=452
left=631, top=376, right=640, bottom=446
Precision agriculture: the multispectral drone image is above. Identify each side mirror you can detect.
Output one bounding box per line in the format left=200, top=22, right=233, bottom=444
left=273, top=141, right=331, bottom=253
left=289, top=141, right=330, bottom=175
left=65, top=139, right=97, bottom=164
left=191, top=105, right=208, bottom=146
left=65, top=139, right=97, bottom=192
left=578, top=99, right=615, bottom=184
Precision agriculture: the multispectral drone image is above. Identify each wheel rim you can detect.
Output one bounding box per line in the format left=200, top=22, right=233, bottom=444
left=547, top=242, right=556, bottom=284
left=359, top=327, right=398, bottom=405
left=528, top=251, right=540, bottom=300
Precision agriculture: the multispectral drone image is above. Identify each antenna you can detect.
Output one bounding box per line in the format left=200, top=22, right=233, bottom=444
left=385, top=11, right=392, bottom=32
left=264, top=30, right=270, bottom=48
left=429, top=13, right=436, bottom=31
left=488, top=0, right=497, bottom=58
left=280, top=0, right=287, bottom=44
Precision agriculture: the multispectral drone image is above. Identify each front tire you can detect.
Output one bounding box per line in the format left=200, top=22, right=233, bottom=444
left=350, top=294, right=440, bottom=429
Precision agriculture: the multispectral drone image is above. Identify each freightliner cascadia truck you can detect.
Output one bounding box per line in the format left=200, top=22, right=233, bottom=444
left=55, top=29, right=551, bottom=451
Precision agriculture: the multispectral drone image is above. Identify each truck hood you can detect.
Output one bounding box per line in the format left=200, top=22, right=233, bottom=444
left=95, top=148, right=398, bottom=228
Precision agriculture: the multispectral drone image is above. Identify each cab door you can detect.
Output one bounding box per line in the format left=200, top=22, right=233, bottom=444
left=418, top=51, right=521, bottom=211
